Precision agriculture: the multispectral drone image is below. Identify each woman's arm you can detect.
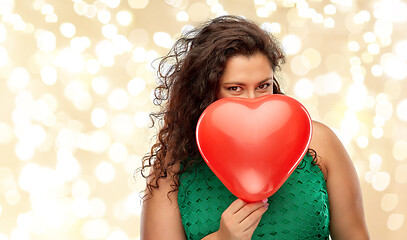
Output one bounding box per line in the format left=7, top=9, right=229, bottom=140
left=311, top=121, right=369, bottom=240
left=140, top=162, right=187, bottom=240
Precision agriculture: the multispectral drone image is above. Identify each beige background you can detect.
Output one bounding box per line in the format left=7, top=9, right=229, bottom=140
left=0, top=0, right=406, bottom=239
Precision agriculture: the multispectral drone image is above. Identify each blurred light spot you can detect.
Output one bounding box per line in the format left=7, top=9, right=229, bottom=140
left=72, top=179, right=91, bottom=198
left=112, top=114, right=135, bottom=141
left=45, top=13, right=58, bottom=23
left=261, top=22, right=281, bottom=34
left=10, top=228, right=29, bottom=240
left=374, top=0, right=407, bottom=23
left=256, top=7, right=269, bottom=18
left=265, top=1, right=277, bottom=11
left=92, top=108, right=107, bottom=128
left=381, top=53, right=407, bottom=80
left=290, top=55, right=310, bottom=76
left=353, top=10, right=370, bottom=24
left=6, top=189, right=20, bottom=205
left=176, top=11, right=189, bottom=22
left=72, top=197, right=91, bottom=218
left=364, top=171, right=374, bottom=183
left=98, top=10, right=111, bottom=24
left=0, top=0, right=14, bottom=15
left=126, top=192, right=142, bottom=215
left=323, top=17, right=335, bottom=28
left=346, top=83, right=367, bottom=111
left=374, top=116, right=385, bottom=127
left=108, top=89, right=129, bottom=110
left=371, top=64, right=383, bottom=76
left=117, top=10, right=132, bottom=26
left=40, top=65, right=57, bottom=85
left=395, top=99, right=407, bottom=121
left=0, top=47, right=8, bottom=66
left=132, top=47, right=146, bottom=62
left=95, top=161, right=115, bottom=183
left=282, top=34, right=301, bottom=55
left=60, top=22, right=76, bottom=38
left=302, top=48, right=321, bottom=69
left=210, top=3, right=224, bottom=14
left=108, top=142, right=128, bottom=163
left=374, top=19, right=393, bottom=37
left=356, top=136, right=368, bottom=148
left=369, top=153, right=382, bottom=172
left=128, top=0, right=149, bottom=9
left=312, top=13, right=323, bottom=23
left=41, top=4, right=54, bottom=15
left=112, top=35, right=132, bottom=54
left=95, top=40, right=115, bottom=66
left=367, top=43, right=380, bottom=55
left=89, top=197, right=106, bottom=218
left=56, top=149, right=81, bottom=181
left=15, top=140, right=35, bottom=161
left=314, top=72, right=342, bottom=96
left=254, top=0, right=266, bottom=4
left=387, top=214, right=404, bottom=231
left=107, top=0, right=120, bottom=8
left=71, top=36, right=91, bottom=52
left=134, top=112, right=150, bottom=128
left=153, top=32, right=174, bottom=49
left=85, top=4, right=97, bottom=18
left=89, top=130, right=111, bottom=153
left=7, top=67, right=30, bottom=93
left=128, top=28, right=149, bottom=46
left=324, top=4, right=336, bottom=14
left=0, top=122, right=13, bottom=144
left=86, top=59, right=101, bottom=74
left=0, top=234, right=7, bottom=240
left=92, top=77, right=109, bottom=95
left=294, top=78, right=313, bottom=99
left=372, top=171, right=390, bottom=191
left=340, top=111, right=360, bottom=139
left=188, top=2, right=210, bottom=22
left=363, top=32, right=376, bottom=43
left=128, top=77, right=146, bottom=96
left=394, top=40, right=407, bottom=61
left=393, top=140, right=407, bottom=161
left=36, top=30, right=56, bottom=52
left=54, top=48, right=85, bottom=73
left=395, top=164, right=407, bottom=183
left=64, top=80, right=93, bottom=111
left=376, top=98, right=393, bottom=120
left=372, top=127, right=383, bottom=139
left=102, top=24, right=117, bottom=39
left=107, top=230, right=128, bottom=240
left=81, top=219, right=109, bottom=239
left=381, top=193, right=398, bottom=212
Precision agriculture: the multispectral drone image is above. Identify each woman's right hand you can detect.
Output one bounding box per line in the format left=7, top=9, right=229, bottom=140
left=214, top=198, right=269, bottom=240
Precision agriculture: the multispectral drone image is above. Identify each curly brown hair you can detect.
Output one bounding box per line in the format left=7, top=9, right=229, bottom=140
left=140, top=15, right=314, bottom=200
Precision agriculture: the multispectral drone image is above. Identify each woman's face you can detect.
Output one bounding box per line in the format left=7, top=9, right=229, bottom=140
left=218, top=52, right=274, bottom=99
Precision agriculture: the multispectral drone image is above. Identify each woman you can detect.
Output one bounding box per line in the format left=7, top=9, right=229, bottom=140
left=140, top=15, right=369, bottom=239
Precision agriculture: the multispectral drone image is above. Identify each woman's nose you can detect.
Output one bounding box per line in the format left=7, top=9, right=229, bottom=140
left=247, top=91, right=256, bottom=99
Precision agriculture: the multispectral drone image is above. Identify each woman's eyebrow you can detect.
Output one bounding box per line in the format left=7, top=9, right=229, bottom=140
left=222, top=77, right=273, bottom=85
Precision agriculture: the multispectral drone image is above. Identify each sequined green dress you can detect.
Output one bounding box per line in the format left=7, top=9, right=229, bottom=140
left=178, top=153, right=330, bottom=239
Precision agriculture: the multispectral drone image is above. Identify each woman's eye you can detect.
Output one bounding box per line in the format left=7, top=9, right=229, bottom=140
left=228, top=86, right=241, bottom=92
left=258, top=83, right=270, bottom=90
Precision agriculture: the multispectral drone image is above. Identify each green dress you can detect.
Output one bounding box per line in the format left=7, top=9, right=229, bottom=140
left=178, top=153, right=330, bottom=239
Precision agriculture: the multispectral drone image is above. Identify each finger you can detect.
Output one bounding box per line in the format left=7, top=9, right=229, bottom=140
left=240, top=203, right=268, bottom=230
left=225, top=198, right=247, bottom=215
left=234, top=201, right=266, bottom=221
left=243, top=214, right=262, bottom=233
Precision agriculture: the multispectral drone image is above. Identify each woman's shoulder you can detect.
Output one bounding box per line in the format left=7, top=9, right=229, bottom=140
left=309, top=120, right=349, bottom=179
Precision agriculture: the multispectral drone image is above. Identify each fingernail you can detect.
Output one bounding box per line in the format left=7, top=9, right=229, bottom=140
left=263, top=203, right=269, bottom=208
left=262, top=198, right=268, bottom=203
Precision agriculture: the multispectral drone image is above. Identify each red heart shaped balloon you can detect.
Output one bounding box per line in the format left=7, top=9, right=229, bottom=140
left=196, top=95, right=312, bottom=202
